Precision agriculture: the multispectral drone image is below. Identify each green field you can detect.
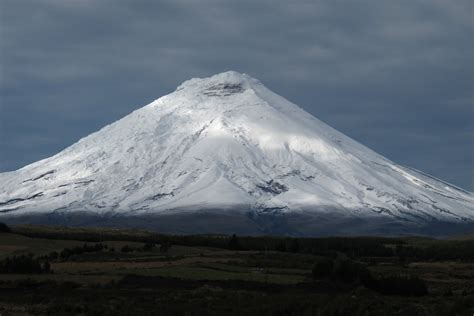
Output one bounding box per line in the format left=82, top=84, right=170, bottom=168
left=0, top=224, right=473, bottom=315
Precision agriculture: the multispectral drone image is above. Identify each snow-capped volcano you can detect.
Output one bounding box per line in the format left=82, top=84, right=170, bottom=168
left=0, top=71, right=473, bottom=235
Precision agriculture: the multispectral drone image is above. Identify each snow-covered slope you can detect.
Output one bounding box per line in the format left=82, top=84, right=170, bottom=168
left=0, top=71, right=473, bottom=235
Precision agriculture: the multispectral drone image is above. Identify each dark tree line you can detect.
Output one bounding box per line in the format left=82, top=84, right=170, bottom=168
left=121, top=242, right=169, bottom=253
left=11, top=227, right=474, bottom=261
left=42, top=243, right=108, bottom=261
left=311, top=256, right=428, bottom=296
left=0, top=254, right=51, bottom=274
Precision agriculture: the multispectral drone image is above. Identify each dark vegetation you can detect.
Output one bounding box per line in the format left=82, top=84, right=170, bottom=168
left=0, top=222, right=11, bottom=233
left=365, top=276, right=428, bottom=297
left=0, top=254, right=50, bottom=274
left=312, top=256, right=370, bottom=283
left=51, top=243, right=108, bottom=260
left=0, top=223, right=472, bottom=315
left=12, top=225, right=474, bottom=261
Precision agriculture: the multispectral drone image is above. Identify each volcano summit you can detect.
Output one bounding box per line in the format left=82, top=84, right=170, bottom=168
left=1, top=71, right=473, bottom=236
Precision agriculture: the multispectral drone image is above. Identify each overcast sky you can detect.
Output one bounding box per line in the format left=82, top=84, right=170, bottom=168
left=0, top=0, right=473, bottom=190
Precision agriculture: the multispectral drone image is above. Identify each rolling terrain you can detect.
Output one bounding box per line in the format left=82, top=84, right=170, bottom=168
left=0, top=225, right=473, bottom=315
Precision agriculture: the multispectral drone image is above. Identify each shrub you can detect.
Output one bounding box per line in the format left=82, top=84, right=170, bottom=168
left=312, top=257, right=334, bottom=280
left=275, top=241, right=286, bottom=252
left=288, top=239, right=300, bottom=253
left=365, top=275, right=428, bottom=296
left=228, top=234, right=243, bottom=250
left=143, top=243, right=155, bottom=251
left=43, top=261, right=51, bottom=273
left=121, top=245, right=133, bottom=253
left=312, top=256, right=371, bottom=283
left=0, top=222, right=11, bottom=233
left=160, top=241, right=172, bottom=253
left=0, top=254, right=50, bottom=274
left=48, top=251, right=59, bottom=260
left=332, top=258, right=367, bottom=283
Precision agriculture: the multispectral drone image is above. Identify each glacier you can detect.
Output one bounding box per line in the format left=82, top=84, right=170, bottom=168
left=0, top=71, right=473, bottom=236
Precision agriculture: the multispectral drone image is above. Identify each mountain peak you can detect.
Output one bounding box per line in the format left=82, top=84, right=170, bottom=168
left=176, top=71, right=261, bottom=95
left=0, top=71, right=473, bottom=236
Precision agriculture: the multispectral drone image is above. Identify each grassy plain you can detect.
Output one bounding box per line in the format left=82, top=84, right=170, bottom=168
left=0, top=225, right=473, bottom=315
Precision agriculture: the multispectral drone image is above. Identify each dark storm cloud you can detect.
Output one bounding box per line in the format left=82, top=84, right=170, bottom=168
left=1, top=0, right=473, bottom=189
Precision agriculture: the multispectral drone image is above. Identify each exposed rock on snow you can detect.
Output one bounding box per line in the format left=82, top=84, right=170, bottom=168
left=0, top=71, right=472, bottom=235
